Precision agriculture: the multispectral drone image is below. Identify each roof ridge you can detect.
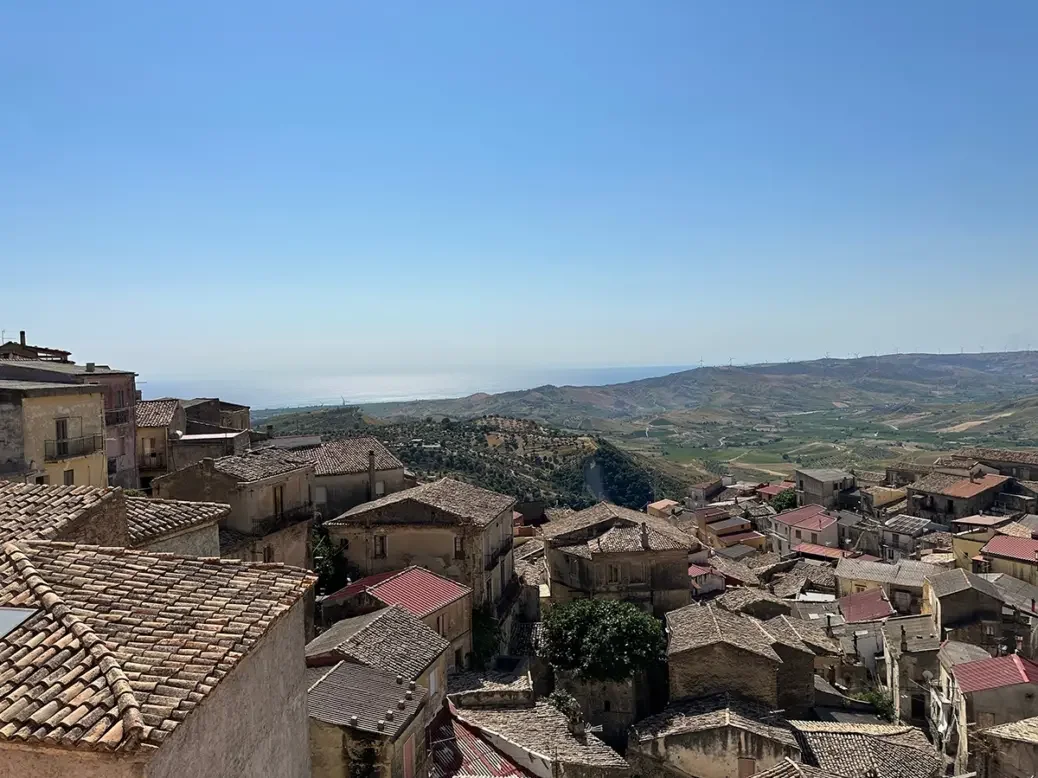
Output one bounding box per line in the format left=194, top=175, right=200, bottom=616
left=2, top=542, right=145, bottom=751
left=706, top=604, right=723, bottom=644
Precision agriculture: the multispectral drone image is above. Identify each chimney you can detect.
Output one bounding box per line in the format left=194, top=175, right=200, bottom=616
left=266, top=424, right=273, bottom=436
left=368, top=449, right=376, bottom=499
left=85, top=362, right=95, bottom=373
left=640, top=522, right=650, bottom=550
left=396, top=674, right=403, bottom=685
left=900, top=625, right=908, bottom=653
left=18, top=331, right=25, bottom=346
left=349, top=715, right=358, bottom=727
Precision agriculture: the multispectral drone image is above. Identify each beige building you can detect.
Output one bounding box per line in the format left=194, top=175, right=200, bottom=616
left=542, top=502, right=691, bottom=617
left=134, top=398, right=187, bottom=491
left=0, top=539, right=315, bottom=777
left=294, top=436, right=405, bottom=519
left=794, top=468, right=856, bottom=509
left=326, top=478, right=516, bottom=610
left=152, top=448, right=316, bottom=568
left=306, top=605, right=450, bottom=720
left=321, top=565, right=473, bottom=669
left=835, top=557, right=943, bottom=613
left=125, top=495, right=227, bottom=556
left=308, top=661, right=427, bottom=778
left=0, top=378, right=107, bottom=487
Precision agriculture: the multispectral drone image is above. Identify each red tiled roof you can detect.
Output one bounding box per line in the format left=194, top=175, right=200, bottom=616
left=774, top=505, right=836, bottom=531
left=430, top=715, right=533, bottom=778
left=323, top=570, right=400, bottom=603
left=794, top=543, right=847, bottom=560
left=758, top=482, right=796, bottom=498
left=839, top=588, right=896, bottom=623
left=954, top=654, right=1038, bottom=694
left=915, top=473, right=1009, bottom=499
left=981, top=535, right=1038, bottom=564
left=367, top=566, right=472, bottom=618
left=688, top=564, right=712, bottom=577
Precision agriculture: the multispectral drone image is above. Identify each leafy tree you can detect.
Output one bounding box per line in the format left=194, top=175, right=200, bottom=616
left=311, top=525, right=358, bottom=595
left=540, top=599, right=665, bottom=683
left=470, top=605, right=501, bottom=670
left=771, top=488, right=797, bottom=512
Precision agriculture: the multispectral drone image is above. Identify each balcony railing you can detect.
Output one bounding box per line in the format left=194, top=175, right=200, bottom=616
left=105, top=408, right=131, bottom=426
left=485, top=534, right=514, bottom=571
left=45, top=435, right=103, bottom=462
left=139, top=451, right=167, bottom=470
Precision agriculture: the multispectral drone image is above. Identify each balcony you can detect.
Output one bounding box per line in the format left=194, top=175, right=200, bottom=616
left=139, top=451, right=167, bottom=471
left=105, top=408, right=131, bottom=427
left=45, top=435, right=103, bottom=462
left=485, top=534, right=514, bottom=571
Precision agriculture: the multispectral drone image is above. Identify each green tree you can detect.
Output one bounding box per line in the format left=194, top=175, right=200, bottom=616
left=771, top=488, right=797, bottom=512
left=540, top=599, right=665, bottom=683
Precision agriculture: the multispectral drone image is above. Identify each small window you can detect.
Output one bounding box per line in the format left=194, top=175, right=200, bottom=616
left=795, top=530, right=802, bottom=540
left=428, top=668, right=439, bottom=695
left=375, top=480, right=385, bottom=496
left=739, top=758, right=757, bottom=778
left=63, top=470, right=74, bottom=486
left=810, top=533, right=818, bottom=544
left=373, top=534, right=387, bottom=559
left=454, top=536, right=464, bottom=559
left=436, top=614, right=444, bottom=635
left=946, top=499, right=954, bottom=513
left=117, top=389, right=125, bottom=408
left=35, top=475, right=48, bottom=485
left=263, top=546, right=274, bottom=563
left=455, top=648, right=464, bottom=668
left=608, top=564, right=621, bottom=584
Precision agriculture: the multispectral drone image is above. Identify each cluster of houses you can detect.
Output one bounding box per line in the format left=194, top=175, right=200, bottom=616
left=6, top=331, right=1038, bottom=776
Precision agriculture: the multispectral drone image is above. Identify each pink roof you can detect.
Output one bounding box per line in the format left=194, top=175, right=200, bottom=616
left=688, top=564, right=712, bottom=577
left=324, top=566, right=471, bottom=617
left=793, top=543, right=847, bottom=560
left=431, top=715, right=533, bottom=778
left=981, top=535, right=1038, bottom=563
left=954, top=654, right=1038, bottom=693
left=758, top=482, right=796, bottom=498
left=943, top=474, right=1009, bottom=499
left=839, top=588, right=896, bottom=623
left=774, top=504, right=836, bottom=531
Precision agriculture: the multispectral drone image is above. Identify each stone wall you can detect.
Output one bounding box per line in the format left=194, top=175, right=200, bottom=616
left=669, top=644, right=778, bottom=707
left=773, top=643, right=815, bottom=718
left=222, top=519, right=312, bottom=570
left=0, top=397, right=25, bottom=473
left=317, top=468, right=406, bottom=519
left=140, top=523, right=221, bottom=557
left=627, top=726, right=798, bottom=778
left=146, top=601, right=310, bottom=778
left=61, top=489, right=129, bottom=547
left=0, top=744, right=145, bottom=777
left=556, top=671, right=649, bottom=750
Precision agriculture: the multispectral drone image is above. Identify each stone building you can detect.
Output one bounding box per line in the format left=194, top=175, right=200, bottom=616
left=835, top=557, right=942, bottom=614
left=125, top=496, right=227, bottom=556
left=0, top=378, right=107, bottom=487
left=0, top=356, right=139, bottom=489
left=905, top=472, right=1010, bottom=525
left=294, top=436, right=405, bottom=518
left=326, top=478, right=516, bottom=610
left=787, top=720, right=942, bottom=778
left=308, top=661, right=427, bottom=778
left=134, top=398, right=187, bottom=491
left=321, top=566, right=473, bottom=670
left=922, top=568, right=1004, bottom=652
left=306, top=605, right=450, bottom=721
left=976, top=717, right=1038, bottom=778
left=953, top=446, right=1038, bottom=481
left=929, top=641, right=995, bottom=767
left=627, top=693, right=800, bottom=778
left=0, top=540, right=315, bottom=777
left=182, top=397, right=251, bottom=431
left=542, top=502, right=691, bottom=617
left=883, top=615, right=941, bottom=724
left=794, top=469, right=856, bottom=510
left=152, top=449, right=315, bottom=568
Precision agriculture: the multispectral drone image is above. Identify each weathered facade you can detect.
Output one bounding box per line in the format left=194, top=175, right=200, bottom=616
left=922, top=568, right=1004, bottom=653
left=883, top=615, right=941, bottom=724
left=135, top=398, right=187, bottom=492
left=794, top=469, right=856, bottom=510
left=905, top=472, right=1010, bottom=525
left=294, top=437, right=406, bottom=519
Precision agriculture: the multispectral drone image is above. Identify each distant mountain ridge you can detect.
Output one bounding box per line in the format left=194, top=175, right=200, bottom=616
left=359, top=352, right=1038, bottom=425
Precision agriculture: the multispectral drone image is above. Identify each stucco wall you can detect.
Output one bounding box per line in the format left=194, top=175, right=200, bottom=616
left=24, top=392, right=108, bottom=487
left=317, top=467, right=406, bottom=519
left=628, top=727, right=798, bottom=778
left=980, top=736, right=1038, bottom=778
left=557, top=671, right=648, bottom=749
left=0, top=398, right=25, bottom=473
left=669, top=644, right=778, bottom=706
left=331, top=523, right=462, bottom=580
left=222, top=519, right=312, bottom=569
left=989, top=557, right=1038, bottom=586
left=145, top=601, right=311, bottom=778
left=140, top=523, right=221, bottom=557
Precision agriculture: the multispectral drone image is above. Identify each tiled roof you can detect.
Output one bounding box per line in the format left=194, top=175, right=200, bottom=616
left=134, top=399, right=180, bottom=428
left=125, top=497, right=228, bottom=546
left=688, top=563, right=712, bottom=577
left=323, top=570, right=399, bottom=603
left=981, top=573, right=1038, bottom=614
left=764, top=615, right=840, bottom=655
left=793, top=543, right=847, bottom=560
left=956, top=446, right=1038, bottom=467
left=772, top=561, right=837, bottom=599
left=665, top=604, right=781, bottom=661
left=630, top=692, right=797, bottom=747
left=798, top=468, right=853, bottom=482
left=0, top=482, right=119, bottom=544
left=647, top=499, right=679, bottom=511
left=586, top=523, right=689, bottom=554
left=953, top=654, right=1038, bottom=693
left=305, top=606, right=448, bottom=680
left=981, top=535, right=1038, bottom=563
left=938, top=641, right=991, bottom=668
left=835, top=557, right=940, bottom=588
left=882, top=616, right=941, bottom=656
left=926, top=568, right=1003, bottom=601
left=708, top=554, right=761, bottom=585
left=715, top=544, right=758, bottom=561
left=541, top=502, right=689, bottom=547
left=749, top=758, right=845, bottom=778
left=308, top=660, right=426, bottom=738
left=717, top=587, right=792, bottom=616
left=982, top=716, right=1038, bottom=744
left=335, top=478, right=515, bottom=527
left=212, top=449, right=311, bottom=482
left=0, top=540, right=313, bottom=752
left=365, top=567, right=471, bottom=618
left=430, top=715, right=533, bottom=778
left=774, top=505, right=836, bottom=531
left=918, top=531, right=953, bottom=549
left=293, top=437, right=403, bottom=476
left=839, top=588, right=896, bottom=623
left=452, top=702, right=628, bottom=770
left=909, top=472, right=1009, bottom=499
left=789, top=720, right=940, bottom=778
left=508, top=622, right=542, bottom=657
left=514, top=539, right=544, bottom=561
left=447, top=664, right=532, bottom=697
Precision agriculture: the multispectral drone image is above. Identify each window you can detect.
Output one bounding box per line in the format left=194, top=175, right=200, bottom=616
left=608, top=564, right=621, bottom=584
left=795, top=530, right=802, bottom=540
left=35, top=475, right=48, bottom=485
left=485, top=576, right=493, bottom=603
left=630, top=563, right=645, bottom=583
left=63, top=470, right=74, bottom=486
left=55, top=418, right=69, bottom=457
left=810, top=533, right=818, bottom=544
left=738, top=758, right=757, bottom=778
left=890, top=532, right=900, bottom=546
left=947, top=499, right=954, bottom=513
left=273, top=485, right=284, bottom=518
left=603, top=700, right=611, bottom=712
left=116, top=389, right=125, bottom=408
left=436, top=614, right=444, bottom=636
left=263, top=546, right=274, bottom=563
left=428, top=668, right=439, bottom=696
left=455, top=648, right=464, bottom=668
left=373, top=534, right=387, bottom=559
left=855, top=584, right=866, bottom=593
left=375, top=480, right=385, bottom=496
left=454, top=536, right=464, bottom=559
left=143, top=437, right=155, bottom=454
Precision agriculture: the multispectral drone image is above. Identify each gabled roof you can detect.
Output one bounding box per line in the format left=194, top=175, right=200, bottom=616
left=293, top=436, right=403, bottom=476
left=882, top=616, right=941, bottom=656
left=717, top=587, right=792, bottom=617
left=630, top=692, right=797, bottom=747
left=981, top=535, right=1038, bottom=563
left=305, top=606, right=449, bottom=679
left=0, top=482, right=119, bottom=544
left=938, top=641, right=991, bottom=669
left=926, top=568, right=1003, bottom=601
left=334, top=478, right=515, bottom=527
left=909, top=472, right=1009, bottom=499
left=980, top=573, right=1038, bottom=614
left=774, top=505, right=836, bottom=531
left=749, top=758, right=845, bottom=778
left=953, top=654, right=1038, bottom=694
left=709, top=554, right=761, bottom=585
left=665, top=603, right=781, bottom=661
left=789, top=720, right=941, bottom=778
left=211, top=449, right=312, bottom=482
left=793, top=543, right=848, bottom=560
left=134, top=398, right=180, bottom=428
left=835, top=557, right=941, bottom=588
left=956, top=446, right=1038, bottom=467
left=764, top=614, right=840, bottom=655
left=839, top=588, right=896, bottom=623
left=125, top=496, right=229, bottom=546
left=324, top=566, right=471, bottom=618
left=953, top=513, right=1016, bottom=528
left=308, top=661, right=426, bottom=738
left=0, top=540, right=313, bottom=752
left=540, top=502, right=689, bottom=549
left=982, top=716, right=1038, bottom=745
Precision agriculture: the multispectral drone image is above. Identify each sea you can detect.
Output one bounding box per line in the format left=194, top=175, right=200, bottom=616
left=141, top=365, right=695, bottom=411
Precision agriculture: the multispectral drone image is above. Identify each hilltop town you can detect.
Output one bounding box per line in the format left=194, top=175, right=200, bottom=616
left=5, top=331, right=1038, bottom=778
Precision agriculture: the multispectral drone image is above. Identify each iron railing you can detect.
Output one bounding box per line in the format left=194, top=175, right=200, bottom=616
left=44, top=434, right=103, bottom=462
left=138, top=451, right=167, bottom=470
left=105, top=408, right=131, bottom=426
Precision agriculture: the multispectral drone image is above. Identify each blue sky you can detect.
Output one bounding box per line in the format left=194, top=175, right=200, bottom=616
left=2, top=1, right=1037, bottom=388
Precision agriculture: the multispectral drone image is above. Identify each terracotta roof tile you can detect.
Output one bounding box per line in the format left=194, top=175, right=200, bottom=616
left=134, top=399, right=180, bottom=429
left=125, top=497, right=228, bottom=546
left=909, top=472, right=1009, bottom=499
left=709, top=554, right=761, bottom=585
left=631, top=692, right=797, bottom=746
left=541, top=502, right=689, bottom=549
left=211, top=449, right=312, bottom=482
left=839, top=588, right=896, bottom=623
left=324, top=566, right=471, bottom=618
left=789, top=720, right=940, bottom=778
left=955, top=446, right=1038, bottom=467
left=293, top=437, right=402, bottom=477
left=774, top=505, right=837, bottom=532
left=334, top=478, right=515, bottom=527
left=308, top=660, right=426, bottom=738
left=0, top=482, right=119, bottom=544
left=981, top=535, right=1038, bottom=563
left=953, top=654, right=1038, bottom=693
left=665, top=603, right=781, bottom=661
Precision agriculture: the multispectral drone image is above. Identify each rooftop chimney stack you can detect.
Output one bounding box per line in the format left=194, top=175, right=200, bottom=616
left=640, top=522, right=650, bottom=550
left=18, top=331, right=25, bottom=346
left=85, top=362, right=95, bottom=373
